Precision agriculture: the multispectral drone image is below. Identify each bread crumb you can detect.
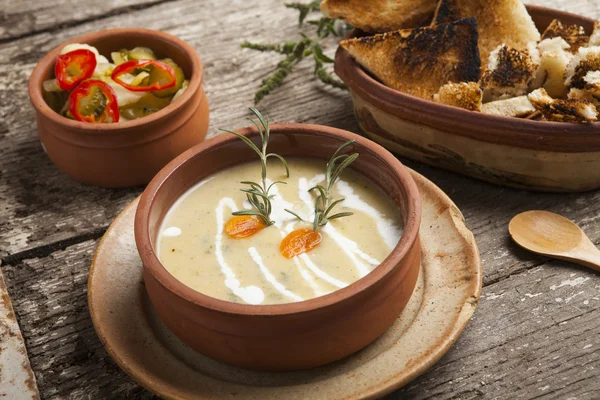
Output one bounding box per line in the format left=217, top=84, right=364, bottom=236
left=529, top=88, right=598, bottom=122
left=568, top=87, right=600, bottom=109
left=434, top=82, right=483, bottom=111
left=481, top=96, right=535, bottom=117
left=480, top=45, right=538, bottom=101
left=565, top=46, right=600, bottom=89
left=541, top=19, right=589, bottom=52
left=537, top=37, right=573, bottom=98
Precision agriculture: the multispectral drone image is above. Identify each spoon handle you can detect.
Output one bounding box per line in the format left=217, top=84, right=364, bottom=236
left=570, top=242, right=600, bottom=272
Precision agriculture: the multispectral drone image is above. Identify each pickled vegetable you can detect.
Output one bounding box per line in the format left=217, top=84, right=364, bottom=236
left=111, top=60, right=176, bottom=92
left=68, top=80, right=120, bottom=123
left=55, top=49, right=97, bottom=91
left=170, top=79, right=190, bottom=103
left=118, top=93, right=171, bottom=120
left=127, top=47, right=156, bottom=61
left=43, top=43, right=187, bottom=123
left=152, top=58, right=185, bottom=98
left=111, top=50, right=129, bottom=65
left=43, top=79, right=62, bottom=92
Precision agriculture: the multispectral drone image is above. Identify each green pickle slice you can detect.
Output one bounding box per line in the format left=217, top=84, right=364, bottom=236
left=151, top=58, right=185, bottom=98
left=111, top=49, right=129, bottom=65
left=119, top=93, right=171, bottom=120
left=127, top=47, right=157, bottom=61
left=78, top=86, right=108, bottom=119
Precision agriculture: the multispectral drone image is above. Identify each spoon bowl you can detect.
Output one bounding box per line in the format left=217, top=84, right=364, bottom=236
left=509, top=210, right=600, bottom=272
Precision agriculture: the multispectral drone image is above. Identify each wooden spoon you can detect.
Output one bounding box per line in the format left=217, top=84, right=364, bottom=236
left=509, top=210, right=600, bottom=272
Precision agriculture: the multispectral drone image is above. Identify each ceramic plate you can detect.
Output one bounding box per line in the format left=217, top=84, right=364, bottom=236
left=88, top=169, right=481, bottom=399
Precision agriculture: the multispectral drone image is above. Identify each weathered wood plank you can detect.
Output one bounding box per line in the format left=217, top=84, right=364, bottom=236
left=0, top=268, right=39, bottom=399
left=0, top=0, right=171, bottom=41
left=392, top=261, right=600, bottom=399
left=3, top=238, right=599, bottom=399
left=1, top=241, right=146, bottom=399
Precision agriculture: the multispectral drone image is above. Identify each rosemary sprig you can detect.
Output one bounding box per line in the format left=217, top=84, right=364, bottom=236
left=253, top=37, right=312, bottom=105
left=219, top=108, right=290, bottom=226
left=241, top=1, right=348, bottom=104
left=240, top=41, right=297, bottom=55
left=284, top=1, right=320, bottom=25
left=307, top=16, right=339, bottom=38
left=285, top=140, right=358, bottom=231
left=312, top=44, right=347, bottom=90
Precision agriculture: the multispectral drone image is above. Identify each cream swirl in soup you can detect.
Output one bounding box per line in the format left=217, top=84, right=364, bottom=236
left=157, top=158, right=403, bottom=305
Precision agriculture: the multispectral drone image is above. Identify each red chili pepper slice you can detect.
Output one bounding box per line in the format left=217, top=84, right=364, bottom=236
left=68, top=80, right=120, bottom=123
left=111, top=60, right=176, bottom=92
left=55, top=49, right=97, bottom=91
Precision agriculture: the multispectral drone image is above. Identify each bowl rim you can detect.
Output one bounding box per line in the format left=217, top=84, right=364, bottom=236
left=28, top=27, right=203, bottom=133
left=333, top=5, right=600, bottom=153
left=134, top=122, right=422, bottom=316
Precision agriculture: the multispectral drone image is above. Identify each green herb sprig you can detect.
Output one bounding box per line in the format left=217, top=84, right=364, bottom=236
left=285, top=1, right=320, bottom=25
left=285, top=140, right=358, bottom=231
left=219, top=108, right=290, bottom=226
left=240, top=1, right=348, bottom=104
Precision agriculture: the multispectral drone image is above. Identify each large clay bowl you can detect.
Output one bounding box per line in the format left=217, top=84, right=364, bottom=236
left=134, top=123, right=422, bottom=371
left=335, top=6, right=600, bottom=192
left=28, top=28, right=209, bottom=188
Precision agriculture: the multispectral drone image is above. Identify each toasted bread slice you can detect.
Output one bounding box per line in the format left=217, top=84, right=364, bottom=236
left=536, top=37, right=573, bottom=98
left=432, top=0, right=540, bottom=67
left=568, top=87, right=600, bottom=109
left=565, top=46, right=600, bottom=89
left=340, top=18, right=481, bottom=100
left=541, top=19, right=589, bottom=52
left=480, top=45, right=538, bottom=101
left=481, top=96, right=535, bottom=117
left=320, top=0, right=437, bottom=33
left=590, top=22, right=600, bottom=46
left=569, top=88, right=594, bottom=100
left=434, top=82, right=483, bottom=111
left=528, top=88, right=598, bottom=122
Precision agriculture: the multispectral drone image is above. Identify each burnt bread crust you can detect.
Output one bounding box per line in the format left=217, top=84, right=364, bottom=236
left=395, top=18, right=481, bottom=83
left=480, top=45, right=539, bottom=101
left=432, top=0, right=462, bottom=25
left=541, top=19, right=589, bottom=52
left=529, top=88, right=598, bottom=122
left=431, top=0, right=541, bottom=67
left=340, top=18, right=481, bottom=100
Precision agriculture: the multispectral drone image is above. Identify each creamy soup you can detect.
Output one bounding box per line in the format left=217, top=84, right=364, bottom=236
left=157, top=158, right=403, bottom=305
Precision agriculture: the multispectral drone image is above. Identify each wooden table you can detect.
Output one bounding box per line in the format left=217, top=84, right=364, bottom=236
left=2, top=0, right=600, bottom=398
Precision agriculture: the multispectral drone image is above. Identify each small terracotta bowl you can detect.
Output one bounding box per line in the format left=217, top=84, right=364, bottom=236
left=134, top=123, right=422, bottom=371
left=334, top=6, right=600, bottom=192
left=28, top=28, right=209, bottom=188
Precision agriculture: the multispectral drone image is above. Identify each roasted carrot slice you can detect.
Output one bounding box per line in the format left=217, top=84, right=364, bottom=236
left=225, top=216, right=266, bottom=238
left=280, top=228, right=322, bottom=258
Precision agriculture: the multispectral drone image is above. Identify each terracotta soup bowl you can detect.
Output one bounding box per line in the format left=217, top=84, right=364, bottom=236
left=28, top=28, right=209, bottom=188
left=134, top=123, right=422, bottom=371
left=335, top=6, right=600, bottom=192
